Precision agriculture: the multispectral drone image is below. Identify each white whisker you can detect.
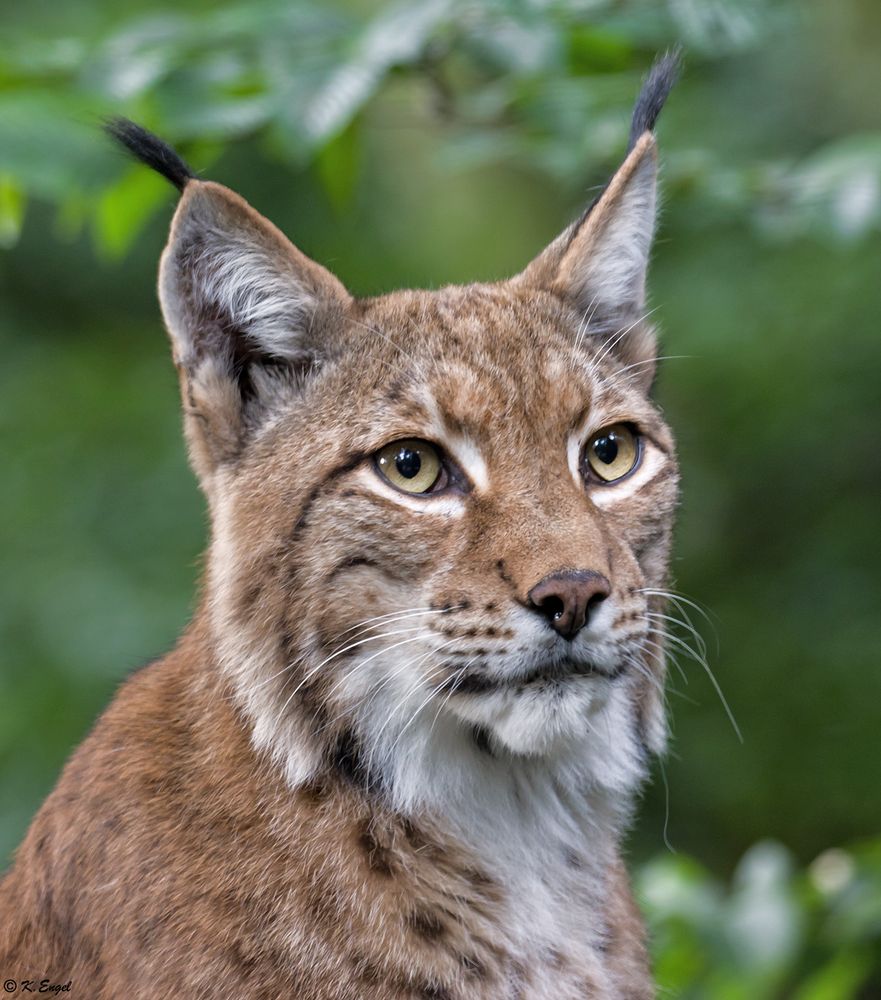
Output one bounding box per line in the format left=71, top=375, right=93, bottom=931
left=637, top=588, right=719, bottom=654
left=272, top=626, right=428, bottom=720
left=310, top=631, right=443, bottom=736
left=428, top=657, right=480, bottom=736
left=589, top=306, right=660, bottom=374
left=573, top=293, right=602, bottom=356
left=254, top=606, right=461, bottom=694
left=645, top=611, right=708, bottom=660
left=363, top=638, right=463, bottom=788
left=645, top=626, right=742, bottom=743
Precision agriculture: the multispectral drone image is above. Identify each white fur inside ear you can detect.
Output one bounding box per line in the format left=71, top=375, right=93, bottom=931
left=558, top=135, right=658, bottom=320
left=158, top=182, right=348, bottom=370
left=196, top=235, right=316, bottom=358
left=160, top=230, right=316, bottom=366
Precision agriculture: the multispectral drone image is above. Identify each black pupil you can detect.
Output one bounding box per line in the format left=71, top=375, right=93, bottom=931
left=395, top=448, right=422, bottom=479
left=593, top=434, right=618, bottom=466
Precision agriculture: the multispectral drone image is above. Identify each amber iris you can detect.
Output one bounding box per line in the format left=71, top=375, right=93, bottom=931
left=585, top=424, right=640, bottom=482
left=375, top=439, right=443, bottom=494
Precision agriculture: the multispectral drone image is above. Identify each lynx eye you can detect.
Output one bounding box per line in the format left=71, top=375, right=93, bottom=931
left=375, top=439, right=445, bottom=495
left=583, top=424, right=640, bottom=483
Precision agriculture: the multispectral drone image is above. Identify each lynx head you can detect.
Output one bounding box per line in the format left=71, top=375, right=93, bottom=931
left=107, top=54, right=680, bottom=815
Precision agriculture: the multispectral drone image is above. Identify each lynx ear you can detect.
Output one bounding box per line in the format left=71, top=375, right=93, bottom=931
left=159, top=181, right=350, bottom=375
left=519, top=53, right=679, bottom=380
left=104, top=120, right=351, bottom=490
left=159, top=182, right=350, bottom=483
left=550, top=133, right=658, bottom=323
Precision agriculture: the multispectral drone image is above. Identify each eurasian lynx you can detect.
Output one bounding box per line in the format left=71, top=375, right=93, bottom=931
left=1, top=55, right=681, bottom=999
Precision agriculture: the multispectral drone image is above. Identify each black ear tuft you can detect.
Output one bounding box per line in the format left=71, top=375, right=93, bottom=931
left=628, top=50, right=682, bottom=151
left=103, top=117, right=195, bottom=191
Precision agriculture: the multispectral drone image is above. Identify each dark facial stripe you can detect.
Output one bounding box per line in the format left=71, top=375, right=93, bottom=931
left=327, top=727, right=387, bottom=796
left=290, top=451, right=367, bottom=538
left=338, top=488, right=413, bottom=514
left=471, top=726, right=495, bottom=756
left=444, top=661, right=627, bottom=696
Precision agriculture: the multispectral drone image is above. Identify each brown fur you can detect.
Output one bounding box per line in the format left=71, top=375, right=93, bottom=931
left=1, top=70, right=684, bottom=997
left=1, top=625, right=652, bottom=998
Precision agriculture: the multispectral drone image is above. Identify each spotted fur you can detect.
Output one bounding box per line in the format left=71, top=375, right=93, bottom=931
left=0, top=56, right=683, bottom=998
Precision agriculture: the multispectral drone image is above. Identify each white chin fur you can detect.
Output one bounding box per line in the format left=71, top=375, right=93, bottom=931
left=448, top=676, right=613, bottom=757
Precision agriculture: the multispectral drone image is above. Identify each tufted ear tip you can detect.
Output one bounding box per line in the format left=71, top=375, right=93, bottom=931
left=513, top=55, right=682, bottom=387
left=517, top=51, right=680, bottom=321
left=627, top=49, right=682, bottom=152
left=103, top=117, right=195, bottom=192
left=524, top=132, right=660, bottom=329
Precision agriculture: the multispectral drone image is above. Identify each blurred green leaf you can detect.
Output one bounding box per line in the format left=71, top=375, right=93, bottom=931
left=83, top=13, right=190, bottom=100
left=2, top=0, right=878, bottom=248
left=300, top=0, right=454, bottom=144
left=93, top=165, right=171, bottom=259
left=641, top=840, right=881, bottom=997
left=0, top=175, right=26, bottom=248
left=725, top=842, right=801, bottom=974
left=0, top=93, right=115, bottom=200
left=761, top=135, right=881, bottom=240
left=665, top=0, right=775, bottom=54
left=793, top=951, right=874, bottom=1000
left=315, top=118, right=361, bottom=211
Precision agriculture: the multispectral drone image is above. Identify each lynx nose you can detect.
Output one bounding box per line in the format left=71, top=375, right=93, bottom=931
left=527, top=570, right=611, bottom=640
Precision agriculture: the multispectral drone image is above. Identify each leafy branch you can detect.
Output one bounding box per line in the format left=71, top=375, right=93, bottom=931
left=2, top=0, right=880, bottom=255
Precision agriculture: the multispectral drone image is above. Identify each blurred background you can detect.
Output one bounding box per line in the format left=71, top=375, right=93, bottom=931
left=1, top=0, right=879, bottom=994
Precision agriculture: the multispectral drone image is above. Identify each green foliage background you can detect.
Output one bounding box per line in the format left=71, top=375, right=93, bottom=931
left=1, top=0, right=880, bottom=994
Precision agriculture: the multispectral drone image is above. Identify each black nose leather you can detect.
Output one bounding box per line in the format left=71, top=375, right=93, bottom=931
left=527, top=570, right=611, bottom=640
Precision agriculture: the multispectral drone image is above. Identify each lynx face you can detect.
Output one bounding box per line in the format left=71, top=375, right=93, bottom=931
left=210, top=281, right=677, bottom=785
left=111, top=59, right=679, bottom=819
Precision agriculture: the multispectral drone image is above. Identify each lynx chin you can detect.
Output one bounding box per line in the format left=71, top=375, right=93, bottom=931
left=2, top=54, right=684, bottom=999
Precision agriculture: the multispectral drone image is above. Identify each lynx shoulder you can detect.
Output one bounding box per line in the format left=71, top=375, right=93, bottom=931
left=1, top=55, right=681, bottom=999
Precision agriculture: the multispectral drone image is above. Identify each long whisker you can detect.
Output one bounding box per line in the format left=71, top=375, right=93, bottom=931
left=615, top=354, right=693, bottom=377
left=589, top=307, right=660, bottom=374
left=254, top=607, right=460, bottom=694
left=637, top=587, right=717, bottom=624
left=386, top=669, right=460, bottom=758
left=621, top=651, right=666, bottom=696
left=321, top=630, right=444, bottom=706
left=602, top=354, right=693, bottom=395
left=272, top=626, right=428, bottom=719
left=645, top=611, right=708, bottom=661
left=401, top=309, right=443, bottom=379
left=310, top=632, right=445, bottom=736
left=658, top=755, right=676, bottom=853
left=320, top=614, right=462, bottom=711
left=428, top=656, right=480, bottom=737
left=642, top=636, right=689, bottom=687
left=362, top=635, right=464, bottom=728
left=637, top=588, right=719, bottom=654
left=639, top=633, right=690, bottom=687
left=645, top=626, right=742, bottom=743
left=253, top=623, right=427, bottom=693
left=337, top=606, right=461, bottom=644
left=363, top=638, right=463, bottom=786
left=573, top=293, right=602, bottom=355
left=335, top=606, right=438, bottom=638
